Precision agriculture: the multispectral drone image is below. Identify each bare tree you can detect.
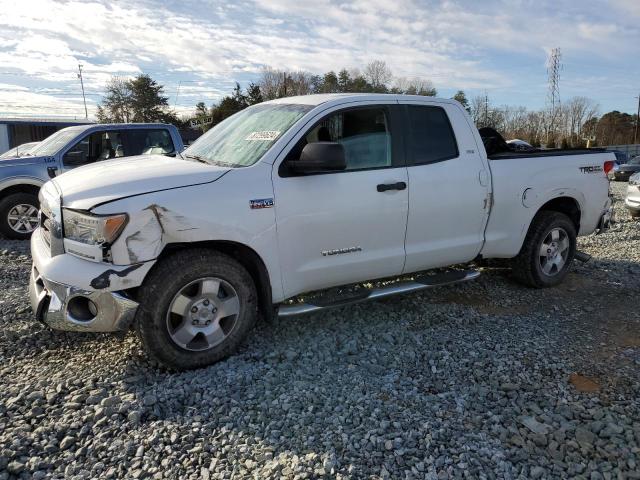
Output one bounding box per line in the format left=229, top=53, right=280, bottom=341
left=258, top=67, right=284, bottom=100
left=393, top=77, right=436, bottom=96
left=258, top=67, right=315, bottom=99
left=364, top=60, right=393, bottom=90
left=97, top=76, right=133, bottom=123
left=565, top=96, right=599, bottom=144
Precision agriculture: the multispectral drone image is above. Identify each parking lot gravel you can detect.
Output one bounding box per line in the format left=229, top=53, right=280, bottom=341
left=1, top=182, right=639, bottom=480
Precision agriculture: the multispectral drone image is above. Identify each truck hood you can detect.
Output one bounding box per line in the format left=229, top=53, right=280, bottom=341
left=0, top=155, right=46, bottom=168
left=53, top=155, right=230, bottom=210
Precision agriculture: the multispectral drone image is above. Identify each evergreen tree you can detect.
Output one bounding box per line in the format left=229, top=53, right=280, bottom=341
left=246, top=83, right=263, bottom=105
left=452, top=91, right=470, bottom=111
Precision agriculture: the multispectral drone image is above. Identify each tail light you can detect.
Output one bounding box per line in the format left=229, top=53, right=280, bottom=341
left=603, top=161, right=614, bottom=175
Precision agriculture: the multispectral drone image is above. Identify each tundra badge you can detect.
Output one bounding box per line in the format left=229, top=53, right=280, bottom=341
left=321, top=246, right=362, bottom=256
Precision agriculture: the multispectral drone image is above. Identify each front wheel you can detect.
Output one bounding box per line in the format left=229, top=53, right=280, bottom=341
left=511, top=211, right=576, bottom=288
left=0, top=192, right=40, bottom=239
left=135, top=249, right=258, bottom=370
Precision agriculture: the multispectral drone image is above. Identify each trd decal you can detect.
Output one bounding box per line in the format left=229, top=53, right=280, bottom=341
left=250, top=198, right=274, bottom=209
left=579, top=166, right=603, bottom=173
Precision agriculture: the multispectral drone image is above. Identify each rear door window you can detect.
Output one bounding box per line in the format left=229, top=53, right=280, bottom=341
left=124, top=129, right=175, bottom=156
left=405, top=105, right=459, bottom=165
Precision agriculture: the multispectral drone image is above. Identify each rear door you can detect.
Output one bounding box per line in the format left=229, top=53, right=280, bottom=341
left=401, top=102, right=490, bottom=273
left=273, top=102, right=409, bottom=298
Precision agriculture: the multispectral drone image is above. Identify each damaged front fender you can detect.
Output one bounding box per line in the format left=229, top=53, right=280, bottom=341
left=107, top=203, right=200, bottom=265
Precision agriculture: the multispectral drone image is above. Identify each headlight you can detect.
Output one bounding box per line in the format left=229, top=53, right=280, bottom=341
left=62, top=209, right=128, bottom=245
left=630, top=173, right=640, bottom=186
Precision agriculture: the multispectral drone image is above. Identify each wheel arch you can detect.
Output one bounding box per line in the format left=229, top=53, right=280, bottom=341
left=0, top=180, right=43, bottom=199
left=158, top=240, right=274, bottom=322
left=534, top=196, right=581, bottom=232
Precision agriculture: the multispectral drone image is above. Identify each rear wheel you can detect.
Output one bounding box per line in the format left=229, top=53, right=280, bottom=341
left=135, top=249, right=258, bottom=370
left=511, top=211, right=576, bottom=288
left=0, top=192, right=40, bottom=240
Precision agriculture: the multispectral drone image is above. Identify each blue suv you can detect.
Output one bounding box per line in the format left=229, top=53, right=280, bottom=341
left=0, top=123, right=184, bottom=239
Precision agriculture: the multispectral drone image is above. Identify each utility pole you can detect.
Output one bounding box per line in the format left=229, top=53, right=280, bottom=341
left=483, top=91, right=489, bottom=127
left=634, top=93, right=640, bottom=144
left=77, top=64, right=88, bottom=119
left=174, top=80, right=182, bottom=106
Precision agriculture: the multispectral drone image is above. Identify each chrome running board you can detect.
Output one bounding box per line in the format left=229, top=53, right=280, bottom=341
left=278, top=270, right=480, bottom=317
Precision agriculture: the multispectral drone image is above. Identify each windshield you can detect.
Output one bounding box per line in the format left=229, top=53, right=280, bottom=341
left=183, top=103, right=313, bottom=167
left=29, top=126, right=89, bottom=157
left=629, top=156, right=640, bottom=165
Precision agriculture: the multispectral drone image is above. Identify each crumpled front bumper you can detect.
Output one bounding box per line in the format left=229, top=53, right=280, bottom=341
left=29, top=228, right=142, bottom=332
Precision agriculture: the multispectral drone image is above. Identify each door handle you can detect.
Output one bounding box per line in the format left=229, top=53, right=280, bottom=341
left=377, top=182, right=407, bottom=192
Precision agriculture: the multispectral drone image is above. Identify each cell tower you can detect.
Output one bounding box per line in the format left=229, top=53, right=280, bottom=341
left=546, top=48, right=562, bottom=144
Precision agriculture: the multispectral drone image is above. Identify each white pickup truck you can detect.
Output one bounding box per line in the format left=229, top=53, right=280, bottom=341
left=29, top=94, right=614, bottom=369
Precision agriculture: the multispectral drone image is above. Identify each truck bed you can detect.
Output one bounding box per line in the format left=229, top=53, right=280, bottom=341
left=488, top=148, right=607, bottom=160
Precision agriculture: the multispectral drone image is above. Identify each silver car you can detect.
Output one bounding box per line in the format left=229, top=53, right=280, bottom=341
left=625, top=172, right=640, bottom=219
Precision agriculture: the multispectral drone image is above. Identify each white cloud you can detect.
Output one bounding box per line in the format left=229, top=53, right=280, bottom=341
left=0, top=0, right=637, bottom=116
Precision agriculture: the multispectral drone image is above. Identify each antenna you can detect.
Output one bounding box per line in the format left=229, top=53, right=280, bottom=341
left=77, top=64, right=88, bottom=119
left=546, top=48, right=562, bottom=143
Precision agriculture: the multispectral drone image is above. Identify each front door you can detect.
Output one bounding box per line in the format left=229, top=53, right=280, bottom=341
left=60, top=130, right=124, bottom=173
left=273, top=104, right=409, bottom=298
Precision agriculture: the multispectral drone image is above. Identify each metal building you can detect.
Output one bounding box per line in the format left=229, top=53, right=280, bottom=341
left=0, top=117, right=93, bottom=155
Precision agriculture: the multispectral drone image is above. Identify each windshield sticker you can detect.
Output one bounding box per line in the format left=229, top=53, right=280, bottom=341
left=245, top=131, right=281, bottom=141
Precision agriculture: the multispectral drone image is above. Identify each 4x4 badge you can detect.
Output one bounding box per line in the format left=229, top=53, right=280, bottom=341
left=250, top=198, right=274, bottom=209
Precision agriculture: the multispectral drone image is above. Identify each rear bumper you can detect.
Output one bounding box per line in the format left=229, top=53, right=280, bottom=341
left=29, top=228, right=141, bottom=332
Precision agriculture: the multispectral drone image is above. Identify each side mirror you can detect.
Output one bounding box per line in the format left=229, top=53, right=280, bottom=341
left=63, top=150, right=87, bottom=166
left=289, top=142, right=346, bottom=174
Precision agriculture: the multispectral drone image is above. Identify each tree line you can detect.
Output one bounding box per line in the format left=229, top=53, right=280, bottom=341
left=96, top=64, right=639, bottom=147
left=469, top=94, right=638, bottom=148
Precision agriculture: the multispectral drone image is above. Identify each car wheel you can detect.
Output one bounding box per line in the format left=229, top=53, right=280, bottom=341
left=135, top=249, right=258, bottom=370
left=511, top=211, right=576, bottom=288
left=0, top=192, right=40, bottom=240
left=630, top=210, right=640, bottom=219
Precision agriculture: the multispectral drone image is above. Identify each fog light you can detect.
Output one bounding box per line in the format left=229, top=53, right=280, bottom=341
left=67, top=296, right=98, bottom=322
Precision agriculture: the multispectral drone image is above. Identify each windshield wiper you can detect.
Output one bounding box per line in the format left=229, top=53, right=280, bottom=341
left=184, top=153, right=208, bottom=164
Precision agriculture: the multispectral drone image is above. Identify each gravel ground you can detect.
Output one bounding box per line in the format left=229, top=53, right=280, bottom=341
left=1, top=182, right=639, bottom=480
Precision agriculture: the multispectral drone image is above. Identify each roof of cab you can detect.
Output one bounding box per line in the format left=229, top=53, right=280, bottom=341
left=263, top=93, right=460, bottom=108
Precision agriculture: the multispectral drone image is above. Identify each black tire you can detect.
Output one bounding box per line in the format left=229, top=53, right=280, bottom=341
left=511, top=211, right=576, bottom=288
left=135, top=249, right=258, bottom=370
left=0, top=192, right=40, bottom=240
left=630, top=210, right=640, bottom=219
